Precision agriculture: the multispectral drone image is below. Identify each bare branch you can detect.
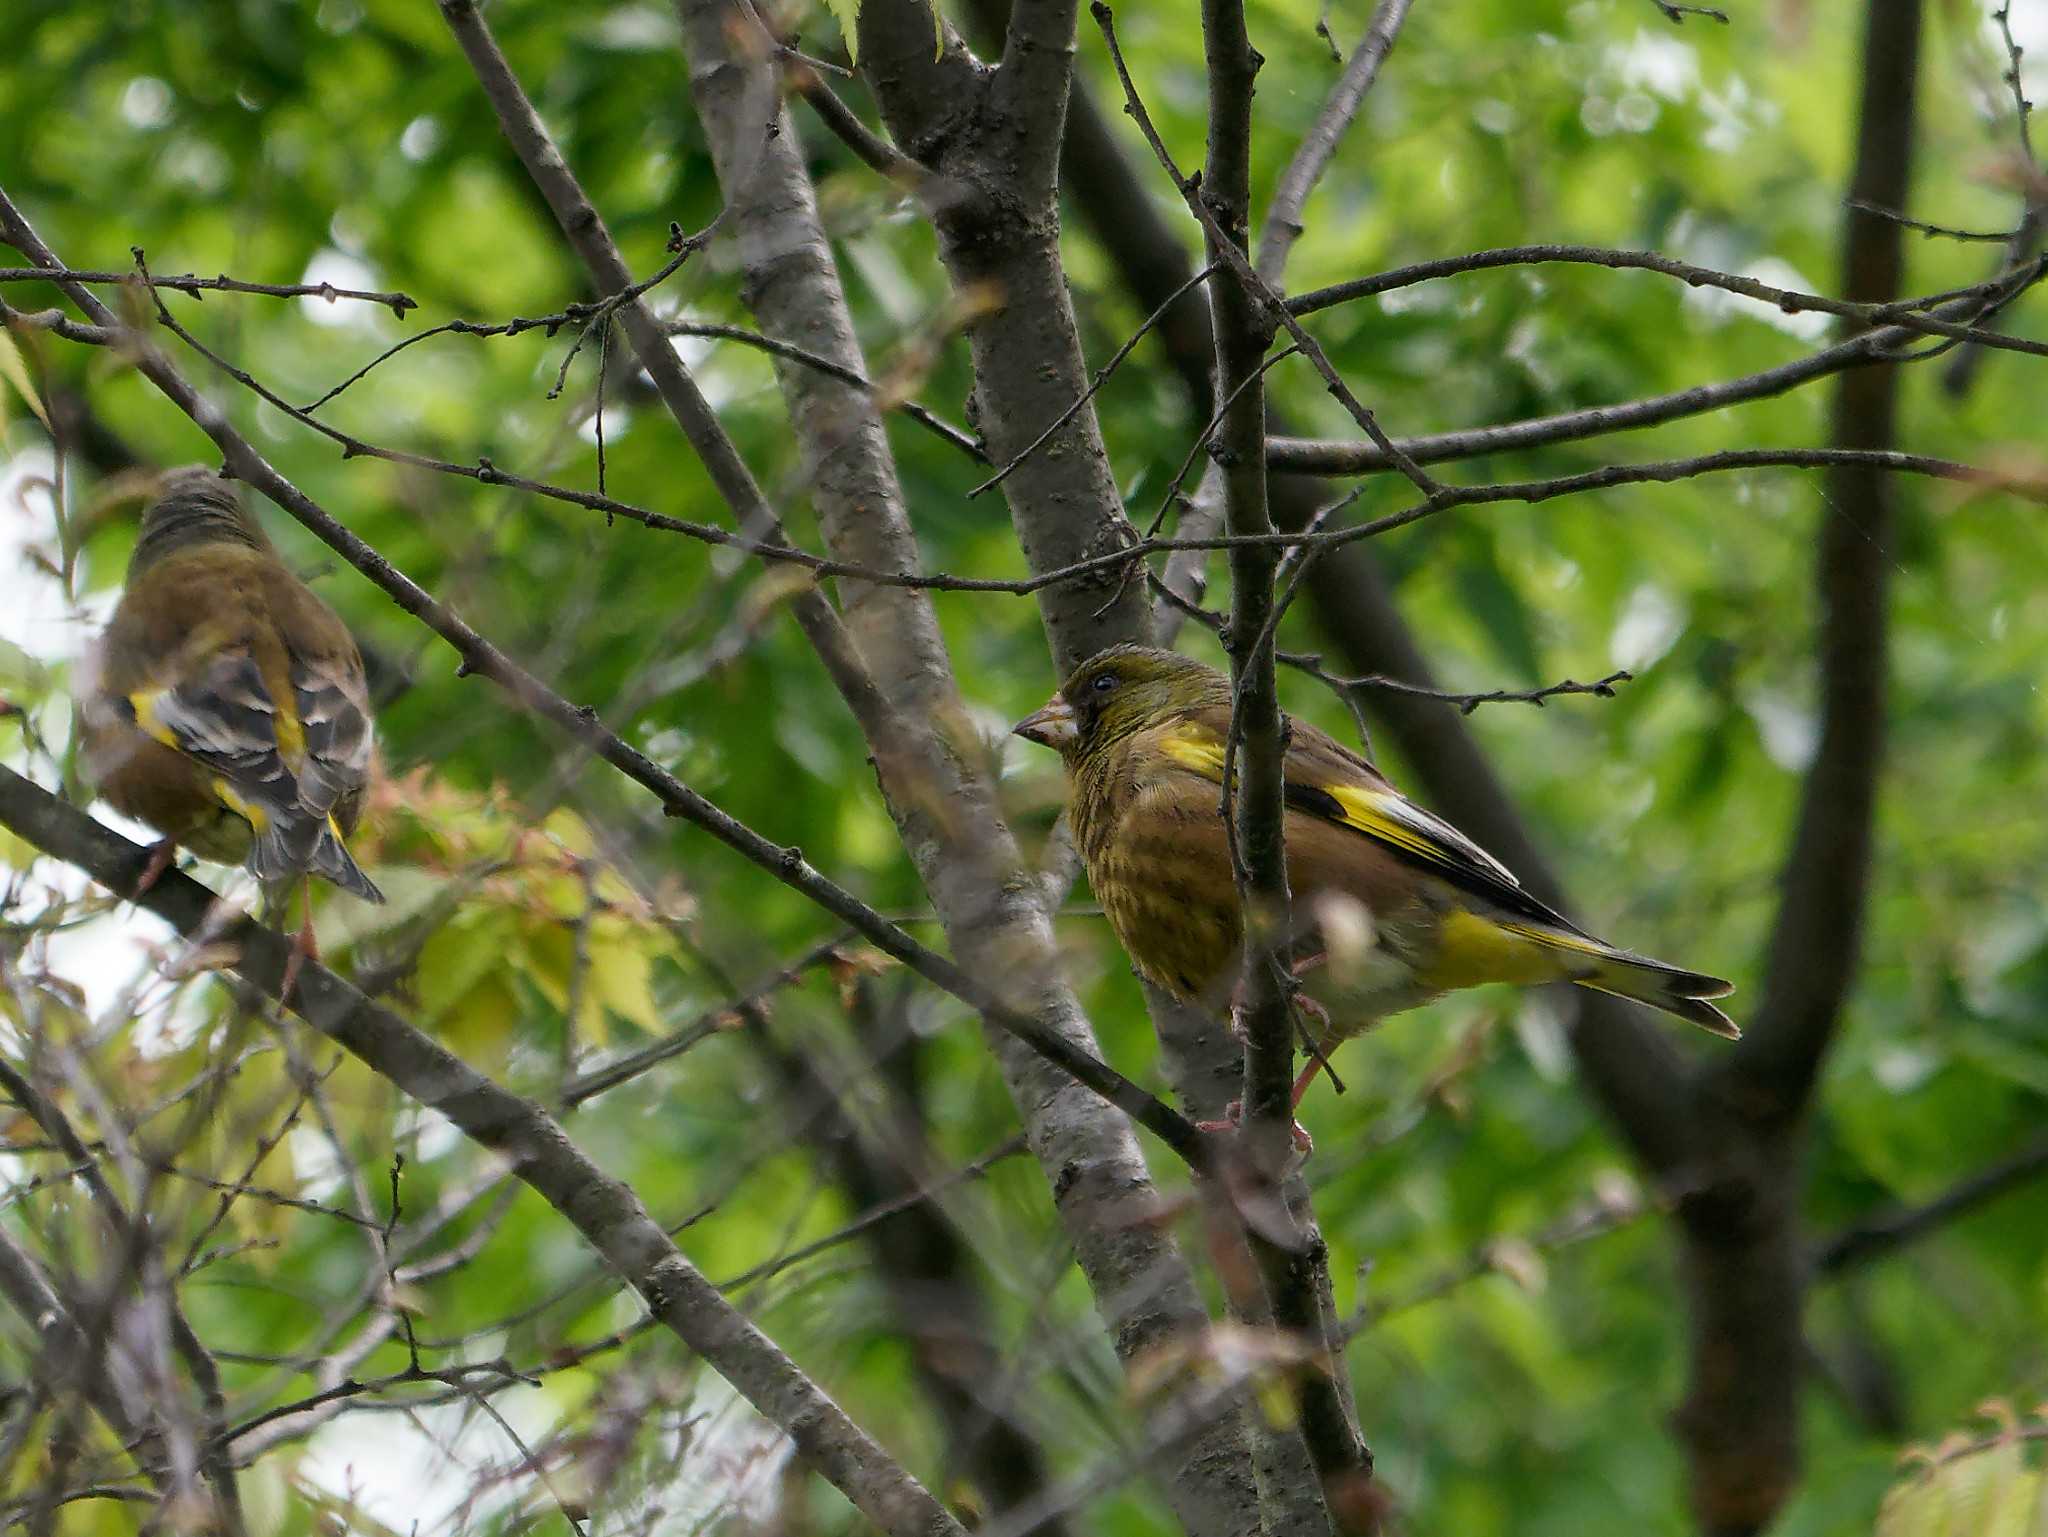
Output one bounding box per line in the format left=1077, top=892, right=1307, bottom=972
left=1255, top=0, right=1416, bottom=284
left=0, top=264, right=416, bottom=315
left=668, top=318, right=987, bottom=460
left=1285, top=241, right=2048, bottom=356
left=1648, top=0, right=1729, bottom=22
left=1092, top=0, right=1442, bottom=502
left=1940, top=3, right=2047, bottom=395
left=1201, top=0, right=1295, bottom=1163
left=1262, top=299, right=2038, bottom=473
left=296, top=224, right=714, bottom=412
left=0, top=190, right=1210, bottom=1170
left=1678, top=6, right=1927, bottom=1529
left=1815, top=1136, right=2048, bottom=1275
left=1995, top=1, right=2035, bottom=163
left=785, top=61, right=932, bottom=185
left=969, top=262, right=1216, bottom=497
left=0, top=766, right=969, bottom=1537
left=1201, top=0, right=1378, bottom=1525
left=1844, top=199, right=2015, bottom=242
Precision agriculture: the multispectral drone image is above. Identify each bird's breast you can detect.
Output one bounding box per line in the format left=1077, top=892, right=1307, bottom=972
left=1073, top=764, right=1242, bottom=1001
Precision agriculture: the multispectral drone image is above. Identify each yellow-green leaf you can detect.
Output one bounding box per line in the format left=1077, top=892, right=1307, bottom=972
left=824, top=0, right=860, bottom=61
left=0, top=328, right=51, bottom=431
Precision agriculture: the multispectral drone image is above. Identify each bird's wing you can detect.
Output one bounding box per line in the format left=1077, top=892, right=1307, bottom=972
left=124, top=648, right=302, bottom=830
left=124, top=642, right=368, bottom=836
left=1153, top=705, right=1588, bottom=934
left=286, top=643, right=374, bottom=817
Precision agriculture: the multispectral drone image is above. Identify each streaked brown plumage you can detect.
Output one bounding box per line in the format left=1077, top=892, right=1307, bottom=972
left=80, top=466, right=383, bottom=903
left=1013, top=646, right=1735, bottom=1079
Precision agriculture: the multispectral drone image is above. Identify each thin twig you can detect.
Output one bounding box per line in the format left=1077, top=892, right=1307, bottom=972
left=1648, top=0, right=1729, bottom=23
left=671, top=319, right=987, bottom=461
left=1146, top=343, right=1302, bottom=536
left=0, top=265, right=417, bottom=315
left=1092, top=0, right=1442, bottom=502
left=300, top=218, right=716, bottom=412
left=1285, top=242, right=2048, bottom=357
left=970, top=262, right=1218, bottom=497
left=1995, top=2, right=2035, bottom=164
left=1845, top=199, right=2016, bottom=243
left=559, top=936, right=852, bottom=1107
left=1815, top=1136, right=2048, bottom=1274
left=786, top=62, right=929, bottom=185
left=1255, top=0, right=1415, bottom=283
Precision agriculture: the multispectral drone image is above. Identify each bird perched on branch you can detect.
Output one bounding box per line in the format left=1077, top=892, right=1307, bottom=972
left=80, top=466, right=384, bottom=925
left=1013, top=645, right=1734, bottom=1116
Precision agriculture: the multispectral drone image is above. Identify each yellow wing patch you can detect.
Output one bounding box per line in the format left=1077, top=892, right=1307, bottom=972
left=1499, top=921, right=1608, bottom=957
left=1159, top=717, right=1542, bottom=912
left=1321, top=782, right=1460, bottom=869
left=128, top=690, right=182, bottom=751
left=1161, top=726, right=1494, bottom=872
left=1420, top=911, right=1585, bottom=990
left=1158, top=728, right=1227, bottom=779
left=272, top=702, right=306, bottom=768
left=211, top=779, right=272, bottom=832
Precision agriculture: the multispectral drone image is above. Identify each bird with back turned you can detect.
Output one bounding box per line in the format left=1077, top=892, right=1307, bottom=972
left=1013, top=645, right=1735, bottom=1115
left=80, top=466, right=385, bottom=923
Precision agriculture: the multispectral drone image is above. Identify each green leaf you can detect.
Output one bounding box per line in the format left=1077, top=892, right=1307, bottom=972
left=0, top=328, right=50, bottom=431
left=1877, top=1441, right=2044, bottom=1537
left=824, top=0, right=861, bottom=61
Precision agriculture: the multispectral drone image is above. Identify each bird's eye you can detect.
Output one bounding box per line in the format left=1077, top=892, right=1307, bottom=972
left=1091, top=674, right=1116, bottom=694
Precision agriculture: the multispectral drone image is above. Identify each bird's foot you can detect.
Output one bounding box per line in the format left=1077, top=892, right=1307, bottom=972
left=131, top=838, right=179, bottom=897
left=1194, top=1099, right=1315, bottom=1160
left=1229, top=990, right=1330, bottom=1040
left=278, top=894, right=320, bottom=1008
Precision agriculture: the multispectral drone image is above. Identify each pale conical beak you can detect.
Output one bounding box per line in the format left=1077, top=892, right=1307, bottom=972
left=1012, top=695, right=1078, bottom=750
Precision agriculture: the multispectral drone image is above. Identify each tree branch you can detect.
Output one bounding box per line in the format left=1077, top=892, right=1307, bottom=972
left=657, top=17, right=1253, bottom=1535
left=0, top=264, right=415, bottom=314
left=1039, top=0, right=1701, bottom=1185
left=0, top=187, right=1209, bottom=1171
left=0, top=765, right=968, bottom=1537
left=1254, top=0, right=1415, bottom=285
left=1815, top=1136, right=2048, bottom=1275
left=1285, top=241, right=2048, bottom=351
left=1732, top=2, right=1919, bottom=1125
left=1676, top=6, right=1924, bottom=1531
left=1198, top=1, right=1377, bottom=1525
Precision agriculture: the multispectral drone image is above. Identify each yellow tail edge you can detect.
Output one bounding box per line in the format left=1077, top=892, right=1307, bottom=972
left=1488, top=919, right=1739, bottom=1039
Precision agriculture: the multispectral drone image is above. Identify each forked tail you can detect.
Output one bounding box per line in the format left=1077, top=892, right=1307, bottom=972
left=251, top=815, right=385, bottom=904
left=1573, top=950, right=1739, bottom=1039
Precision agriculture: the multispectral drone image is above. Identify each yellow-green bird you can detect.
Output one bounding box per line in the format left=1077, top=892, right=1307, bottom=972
left=1014, top=645, right=1733, bottom=1106
left=80, top=466, right=384, bottom=908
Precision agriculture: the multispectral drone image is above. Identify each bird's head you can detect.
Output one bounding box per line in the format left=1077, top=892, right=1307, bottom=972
left=131, top=466, right=272, bottom=573
left=1012, top=644, right=1227, bottom=761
